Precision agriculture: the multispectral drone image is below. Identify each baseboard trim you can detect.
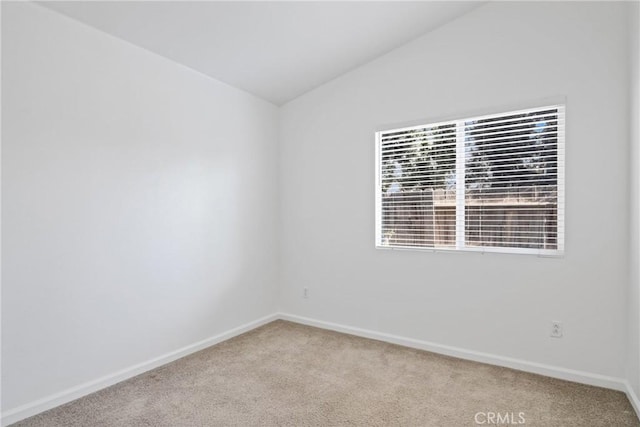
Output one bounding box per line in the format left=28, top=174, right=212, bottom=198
left=4, top=312, right=636, bottom=425
left=279, top=312, right=627, bottom=392
left=1, top=313, right=279, bottom=427
left=624, top=381, right=640, bottom=420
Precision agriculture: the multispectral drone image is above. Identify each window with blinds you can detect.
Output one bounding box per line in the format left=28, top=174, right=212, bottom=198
left=375, top=105, right=565, bottom=255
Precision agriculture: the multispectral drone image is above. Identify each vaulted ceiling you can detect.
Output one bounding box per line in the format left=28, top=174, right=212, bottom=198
left=40, top=1, right=482, bottom=105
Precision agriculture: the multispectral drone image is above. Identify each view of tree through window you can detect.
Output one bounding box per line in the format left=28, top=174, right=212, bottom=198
left=376, top=105, right=564, bottom=255
left=379, top=123, right=457, bottom=248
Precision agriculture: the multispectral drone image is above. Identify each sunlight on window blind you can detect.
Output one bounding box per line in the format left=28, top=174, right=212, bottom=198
left=376, top=105, right=565, bottom=255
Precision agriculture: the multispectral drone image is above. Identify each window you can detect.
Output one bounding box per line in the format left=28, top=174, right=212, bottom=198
left=375, top=104, right=565, bottom=255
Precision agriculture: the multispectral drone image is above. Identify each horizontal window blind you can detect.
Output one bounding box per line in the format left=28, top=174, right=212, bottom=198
left=375, top=105, right=565, bottom=255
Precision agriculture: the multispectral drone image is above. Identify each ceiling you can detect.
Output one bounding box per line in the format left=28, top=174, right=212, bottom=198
left=40, top=1, right=482, bottom=106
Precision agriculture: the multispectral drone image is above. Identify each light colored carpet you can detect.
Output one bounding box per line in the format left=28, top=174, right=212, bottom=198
left=12, top=320, right=639, bottom=426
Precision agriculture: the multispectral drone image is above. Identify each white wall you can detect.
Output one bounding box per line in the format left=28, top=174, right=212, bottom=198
left=280, top=2, right=630, bottom=379
left=628, top=0, right=640, bottom=399
left=2, top=0, right=637, bottom=419
left=2, top=2, right=279, bottom=412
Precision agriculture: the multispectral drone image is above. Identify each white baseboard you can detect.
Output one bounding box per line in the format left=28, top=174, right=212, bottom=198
left=1, top=313, right=279, bottom=427
left=279, top=312, right=628, bottom=393
left=625, top=380, right=640, bottom=420
left=4, top=312, right=638, bottom=425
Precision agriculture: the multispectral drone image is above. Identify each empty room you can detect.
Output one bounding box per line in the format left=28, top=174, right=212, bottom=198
left=2, top=1, right=640, bottom=425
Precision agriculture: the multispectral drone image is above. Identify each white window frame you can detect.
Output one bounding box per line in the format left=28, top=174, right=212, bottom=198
left=375, top=104, right=565, bottom=256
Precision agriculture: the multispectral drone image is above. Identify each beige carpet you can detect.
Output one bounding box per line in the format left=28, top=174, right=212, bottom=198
left=12, top=320, right=639, bottom=426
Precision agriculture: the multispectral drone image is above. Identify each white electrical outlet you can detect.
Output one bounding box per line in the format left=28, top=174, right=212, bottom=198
left=303, top=287, right=309, bottom=299
left=551, top=321, right=563, bottom=338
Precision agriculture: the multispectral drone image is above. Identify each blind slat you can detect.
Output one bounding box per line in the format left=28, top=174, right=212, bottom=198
left=381, top=111, right=561, bottom=142
left=376, top=104, right=564, bottom=254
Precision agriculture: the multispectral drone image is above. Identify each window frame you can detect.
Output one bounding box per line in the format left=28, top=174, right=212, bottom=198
left=375, top=103, right=565, bottom=257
